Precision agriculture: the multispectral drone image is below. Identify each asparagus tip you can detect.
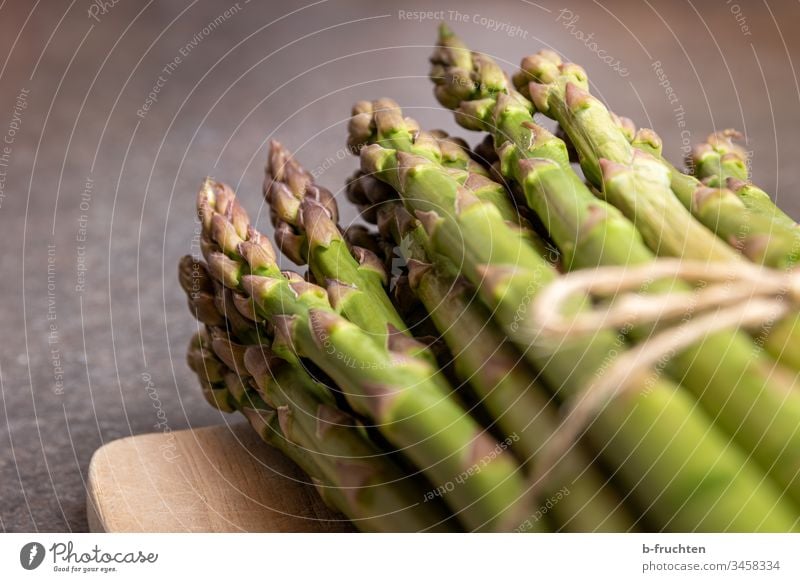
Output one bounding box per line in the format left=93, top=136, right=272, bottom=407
left=414, top=209, right=440, bottom=236
left=725, top=177, right=749, bottom=192
left=564, top=81, right=593, bottom=112
left=598, top=158, right=628, bottom=182
left=207, top=251, right=243, bottom=289
left=315, top=403, right=354, bottom=439
left=326, top=278, right=358, bottom=311
left=276, top=405, right=295, bottom=442
left=518, top=156, right=560, bottom=179
left=406, top=258, right=433, bottom=291
left=527, top=81, right=551, bottom=112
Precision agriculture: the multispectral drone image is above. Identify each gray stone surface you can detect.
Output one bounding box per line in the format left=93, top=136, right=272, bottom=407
left=0, top=0, right=798, bottom=531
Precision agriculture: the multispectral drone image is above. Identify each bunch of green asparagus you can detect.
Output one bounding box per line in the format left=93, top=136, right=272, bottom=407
left=179, top=25, right=800, bottom=532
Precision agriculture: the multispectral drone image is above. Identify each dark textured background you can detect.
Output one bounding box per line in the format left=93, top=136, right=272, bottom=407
left=1, top=0, right=798, bottom=532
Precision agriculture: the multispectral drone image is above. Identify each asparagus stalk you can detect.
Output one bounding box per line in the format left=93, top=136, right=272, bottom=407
left=180, top=257, right=458, bottom=532
left=349, top=99, right=522, bottom=223
left=690, top=129, right=749, bottom=186
left=186, top=329, right=354, bottom=519
left=347, top=173, right=636, bottom=532
left=429, top=29, right=800, bottom=506
left=197, top=177, right=538, bottom=532
left=360, top=138, right=800, bottom=532
left=244, top=343, right=458, bottom=532
left=265, top=141, right=407, bottom=337
left=348, top=99, right=561, bottom=269
left=690, top=130, right=796, bottom=228
left=635, top=128, right=800, bottom=367
left=637, top=127, right=800, bottom=367
left=189, top=329, right=452, bottom=531
left=513, top=48, right=800, bottom=269
left=726, top=178, right=798, bottom=229
left=508, top=49, right=740, bottom=263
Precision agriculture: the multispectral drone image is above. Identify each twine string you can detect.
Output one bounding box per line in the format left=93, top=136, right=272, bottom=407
left=525, top=259, right=798, bottom=498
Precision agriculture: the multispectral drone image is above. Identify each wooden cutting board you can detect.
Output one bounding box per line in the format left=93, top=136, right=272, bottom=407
left=86, top=423, right=355, bottom=532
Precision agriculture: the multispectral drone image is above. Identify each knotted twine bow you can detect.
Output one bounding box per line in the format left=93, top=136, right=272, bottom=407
left=523, top=258, right=799, bottom=497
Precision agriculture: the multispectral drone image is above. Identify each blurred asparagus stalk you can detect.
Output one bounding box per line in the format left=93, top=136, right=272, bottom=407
left=513, top=45, right=800, bottom=269
left=346, top=171, right=634, bottom=531
left=429, top=26, right=800, bottom=507
left=359, top=131, right=800, bottom=531
left=691, top=129, right=796, bottom=228
left=196, top=177, right=538, bottom=531
left=179, top=256, right=456, bottom=531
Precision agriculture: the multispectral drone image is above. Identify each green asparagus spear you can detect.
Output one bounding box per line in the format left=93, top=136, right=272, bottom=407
left=264, top=140, right=407, bottom=338
left=507, top=47, right=732, bottom=261
left=429, top=28, right=800, bottom=506
left=360, top=138, right=800, bottom=532
left=197, top=177, right=539, bottom=532
left=180, top=257, right=457, bottom=531
left=347, top=174, right=636, bottom=531
left=348, top=99, right=560, bottom=269
left=691, top=130, right=796, bottom=228
left=513, top=47, right=800, bottom=268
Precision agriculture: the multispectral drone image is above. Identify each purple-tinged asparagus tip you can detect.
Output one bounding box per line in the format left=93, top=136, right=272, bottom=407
left=738, top=233, right=771, bottom=262
left=238, top=238, right=277, bottom=274
left=517, top=157, right=559, bottom=179
left=414, top=209, right=441, bottom=237
left=348, top=101, right=376, bottom=152
left=308, top=308, right=344, bottom=348
left=315, top=404, right=353, bottom=439
left=207, top=251, right=243, bottom=289
left=240, top=274, right=281, bottom=304
left=406, top=258, right=433, bottom=291
left=564, top=82, right=593, bottom=112
left=276, top=405, right=294, bottom=442
left=633, top=128, right=662, bottom=150
left=179, top=255, right=211, bottom=294
left=299, top=196, right=338, bottom=248
left=611, top=112, right=636, bottom=141
left=393, top=204, right=418, bottom=238
left=232, top=292, right=261, bottom=323
left=373, top=97, right=406, bottom=134
left=691, top=142, right=713, bottom=161
left=352, top=246, right=388, bottom=285
left=454, top=186, right=481, bottom=216
left=210, top=335, right=248, bottom=372
left=598, top=158, right=629, bottom=182
left=360, top=382, right=400, bottom=421
left=692, top=186, right=728, bottom=209
left=474, top=263, right=519, bottom=296
left=527, top=82, right=551, bottom=113
left=240, top=407, right=273, bottom=438
left=721, top=152, right=746, bottom=165
left=288, top=280, right=326, bottom=302
left=538, top=49, right=562, bottom=66
left=268, top=140, right=289, bottom=182
left=210, top=213, right=245, bottom=256
left=519, top=52, right=561, bottom=82
left=707, top=128, right=744, bottom=150
left=725, top=177, right=749, bottom=192
left=386, top=324, right=426, bottom=356
left=468, top=431, right=508, bottom=466
left=270, top=315, right=296, bottom=353
left=242, top=346, right=278, bottom=399
left=578, top=205, right=610, bottom=243
left=188, top=294, right=226, bottom=327
left=336, top=461, right=375, bottom=506
left=325, top=279, right=358, bottom=311
left=359, top=143, right=389, bottom=177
